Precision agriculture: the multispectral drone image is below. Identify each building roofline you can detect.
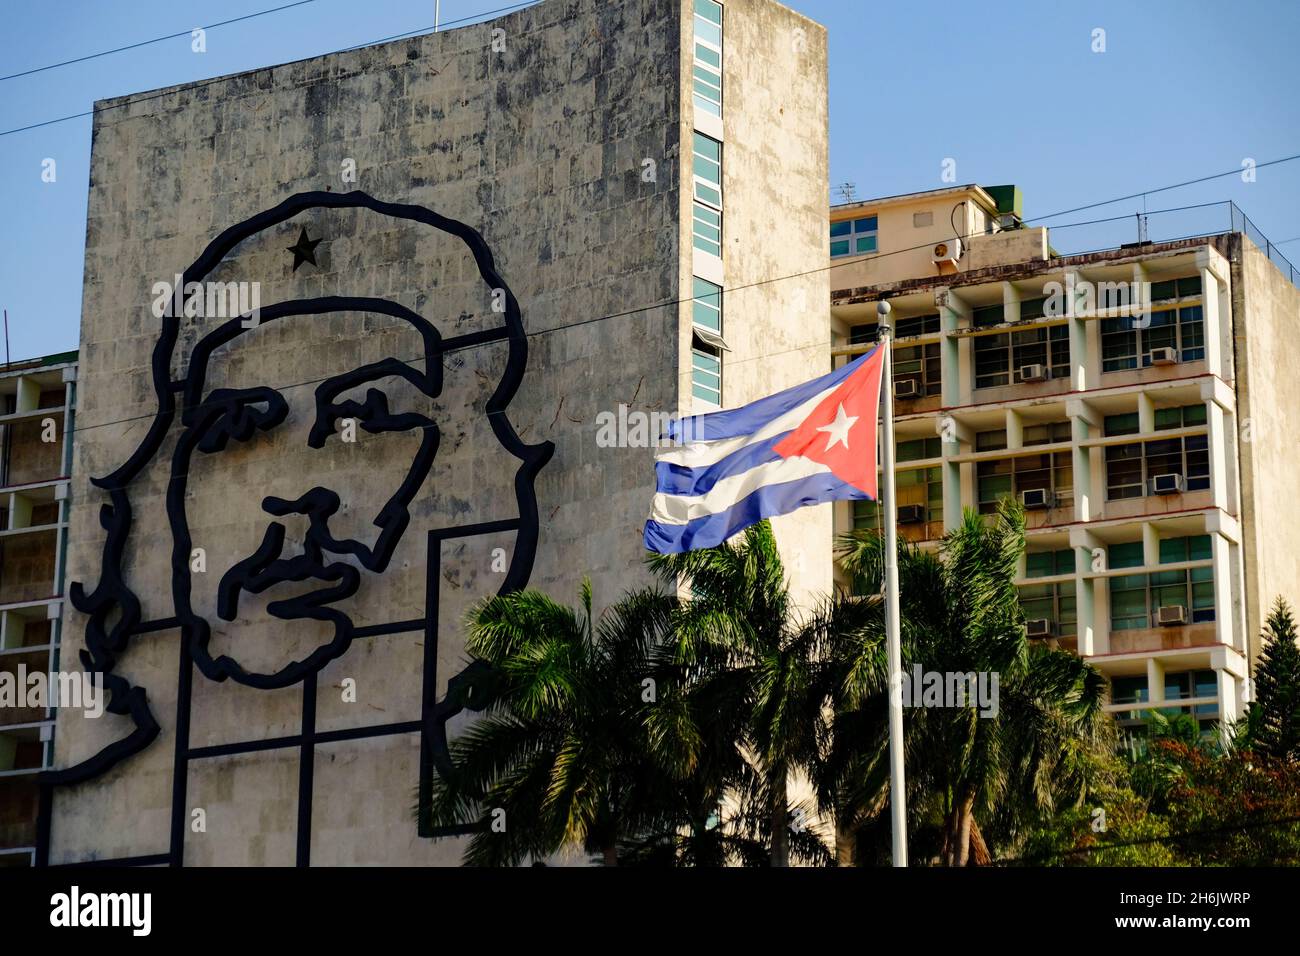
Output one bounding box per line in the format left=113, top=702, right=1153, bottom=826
left=831, top=234, right=1227, bottom=303
left=830, top=184, right=1000, bottom=217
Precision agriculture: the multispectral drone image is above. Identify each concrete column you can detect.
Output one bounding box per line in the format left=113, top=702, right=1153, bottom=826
left=1206, top=400, right=1231, bottom=513
left=1200, top=263, right=1222, bottom=378
left=1137, top=391, right=1156, bottom=434
left=1074, top=547, right=1095, bottom=656
left=1147, top=657, right=1166, bottom=706
left=1211, top=531, right=1236, bottom=654
left=1068, top=399, right=1096, bottom=522
left=1005, top=408, right=1023, bottom=450
left=1142, top=522, right=1160, bottom=567
left=1001, top=281, right=1021, bottom=325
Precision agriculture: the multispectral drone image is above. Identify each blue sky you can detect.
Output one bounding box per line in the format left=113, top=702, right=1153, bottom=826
left=1, top=0, right=1297, bottom=362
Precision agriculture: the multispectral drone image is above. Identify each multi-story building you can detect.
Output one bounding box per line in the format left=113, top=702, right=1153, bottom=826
left=828, top=185, right=1300, bottom=747
left=41, top=0, right=829, bottom=866
left=0, top=351, right=77, bottom=866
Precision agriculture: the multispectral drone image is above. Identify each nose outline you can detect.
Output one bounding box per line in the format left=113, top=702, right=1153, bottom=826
left=262, top=486, right=344, bottom=561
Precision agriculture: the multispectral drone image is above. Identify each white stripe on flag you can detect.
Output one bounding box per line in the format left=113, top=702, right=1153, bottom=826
left=650, top=455, right=833, bottom=526
left=654, top=378, right=843, bottom=469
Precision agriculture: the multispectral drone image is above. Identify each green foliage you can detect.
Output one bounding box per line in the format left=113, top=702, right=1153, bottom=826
left=829, top=500, right=1113, bottom=865
left=1242, top=598, right=1300, bottom=760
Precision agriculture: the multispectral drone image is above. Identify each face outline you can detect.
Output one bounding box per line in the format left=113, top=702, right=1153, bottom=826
left=174, top=299, right=442, bottom=690
left=54, top=191, right=555, bottom=791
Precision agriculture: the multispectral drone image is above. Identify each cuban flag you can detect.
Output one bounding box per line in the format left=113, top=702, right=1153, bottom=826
left=644, top=346, right=886, bottom=554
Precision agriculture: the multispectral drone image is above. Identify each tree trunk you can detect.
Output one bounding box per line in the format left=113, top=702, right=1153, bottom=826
left=968, top=816, right=991, bottom=866
left=602, top=844, right=619, bottom=867
left=835, top=820, right=855, bottom=867
left=770, top=773, right=789, bottom=867
left=953, top=793, right=976, bottom=867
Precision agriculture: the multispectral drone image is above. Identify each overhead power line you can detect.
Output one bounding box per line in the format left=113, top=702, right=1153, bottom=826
left=0, top=0, right=323, bottom=83
left=0, top=0, right=542, bottom=137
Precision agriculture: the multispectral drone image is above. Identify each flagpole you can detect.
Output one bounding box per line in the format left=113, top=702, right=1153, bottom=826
left=877, top=299, right=908, bottom=867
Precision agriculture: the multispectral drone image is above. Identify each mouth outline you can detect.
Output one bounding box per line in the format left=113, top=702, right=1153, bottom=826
left=216, top=522, right=362, bottom=622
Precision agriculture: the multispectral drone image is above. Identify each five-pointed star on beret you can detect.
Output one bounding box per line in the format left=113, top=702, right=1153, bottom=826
left=286, top=227, right=323, bottom=272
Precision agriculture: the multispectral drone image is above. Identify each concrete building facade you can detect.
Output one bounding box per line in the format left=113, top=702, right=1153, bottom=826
left=39, top=0, right=829, bottom=866
left=829, top=186, right=1300, bottom=747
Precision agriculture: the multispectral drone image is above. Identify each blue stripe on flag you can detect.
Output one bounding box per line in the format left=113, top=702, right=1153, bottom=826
left=666, top=346, right=876, bottom=443
left=653, top=432, right=789, bottom=496
left=643, top=472, right=872, bottom=554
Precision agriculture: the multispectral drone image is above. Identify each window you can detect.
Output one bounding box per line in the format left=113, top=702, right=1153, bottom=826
left=897, top=437, right=942, bottom=462
left=975, top=429, right=1007, bottom=452
left=1020, top=582, right=1076, bottom=635
left=850, top=313, right=939, bottom=342
left=976, top=452, right=1072, bottom=513
left=1108, top=558, right=1215, bottom=630
left=1026, top=548, right=1076, bottom=577
left=1110, top=676, right=1148, bottom=705
left=1155, top=404, right=1207, bottom=430
left=830, top=216, right=878, bottom=257
left=972, top=303, right=1004, bottom=327
left=1108, top=541, right=1144, bottom=569
left=974, top=325, right=1069, bottom=388
left=1101, top=305, right=1206, bottom=371
left=693, top=0, right=723, bottom=118
left=1023, top=421, right=1072, bottom=446
left=1105, top=436, right=1209, bottom=499
left=693, top=201, right=722, bottom=257
left=1019, top=297, right=1050, bottom=321
left=1159, top=534, right=1212, bottom=564
left=1163, top=669, right=1217, bottom=701
left=692, top=132, right=722, bottom=208
left=692, top=277, right=723, bottom=405
left=1149, top=274, right=1202, bottom=303
left=894, top=343, right=941, bottom=397
left=854, top=466, right=942, bottom=532
left=692, top=348, right=722, bottom=405
left=692, top=277, right=722, bottom=332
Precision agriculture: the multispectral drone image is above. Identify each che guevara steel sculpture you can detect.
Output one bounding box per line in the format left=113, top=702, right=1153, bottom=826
left=38, top=191, right=553, bottom=866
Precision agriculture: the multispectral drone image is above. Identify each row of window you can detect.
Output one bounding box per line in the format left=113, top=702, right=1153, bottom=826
left=845, top=277, right=1206, bottom=391
left=691, top=3, right=725, bottom=408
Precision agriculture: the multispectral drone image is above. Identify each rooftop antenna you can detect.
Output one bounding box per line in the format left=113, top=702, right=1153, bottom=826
left=434, top=0, right=441, bottom=32
left=3, top=309, right=8, bottom=369
left=835, top=182, right=857, bottom=204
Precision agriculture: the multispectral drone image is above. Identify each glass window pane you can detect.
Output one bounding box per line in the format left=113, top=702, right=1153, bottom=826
left=830, top=220, right=851, bottom=237
left=695, top=0, right=723, bottom=26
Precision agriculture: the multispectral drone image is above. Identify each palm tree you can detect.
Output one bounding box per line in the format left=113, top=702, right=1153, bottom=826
left=648, top=520, right=864, bottom=866
left=829, top=500, right=1111, bottom=865
left=422, top=581, right=675, bottom=865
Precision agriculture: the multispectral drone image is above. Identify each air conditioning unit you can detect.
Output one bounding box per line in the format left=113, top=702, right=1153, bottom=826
left=1147, top=347, right=1178, bottom=366
left=1156, top=605, right=1189, bottom=626
left=1150, top=473, right=1186, bottom=496
left=1018, top=363, right=1050, bottom=383
left=897, top=504, right=925, bottom=524
left=1025, top=618, right=1054, bottom=639
left=893, top=378, right=920, bottom=399
left=1022, top=488, right=1054, bottom=510
left=932, top=238, right=963, bottom=265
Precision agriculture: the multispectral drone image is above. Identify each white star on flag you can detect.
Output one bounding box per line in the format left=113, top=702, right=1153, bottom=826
left=815, top=402, right=859, bottom=451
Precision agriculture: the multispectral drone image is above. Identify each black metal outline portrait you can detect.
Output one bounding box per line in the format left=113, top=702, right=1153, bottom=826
left=37, top=190, right=554, bottom=866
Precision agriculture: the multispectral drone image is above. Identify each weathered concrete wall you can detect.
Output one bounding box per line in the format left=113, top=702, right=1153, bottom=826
left=1232, top=235, right=1300, bottom=662
left=52, top=0, right=684, bottom=865
left=712, top=0, right=830, bottom=608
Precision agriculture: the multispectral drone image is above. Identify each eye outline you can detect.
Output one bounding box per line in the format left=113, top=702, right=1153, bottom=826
left=187, top=387, right=289, bottom=454
left=310, top=386, right=435, bottom=447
